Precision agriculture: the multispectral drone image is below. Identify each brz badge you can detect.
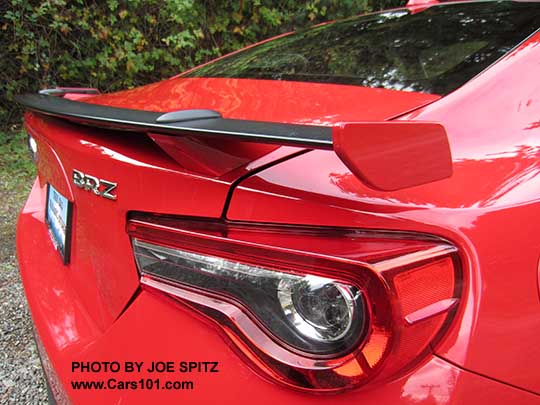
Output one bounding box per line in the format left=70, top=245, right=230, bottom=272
left=72, top=169, right=118, bottom=201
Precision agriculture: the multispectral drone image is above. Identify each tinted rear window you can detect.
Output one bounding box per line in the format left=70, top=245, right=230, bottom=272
left=185, top=1, right=540, bottom=95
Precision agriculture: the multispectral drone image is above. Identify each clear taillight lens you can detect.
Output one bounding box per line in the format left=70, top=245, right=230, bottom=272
left=134, top=239, right=367, bottom=355
left=128, top=214, right=462, bottom=392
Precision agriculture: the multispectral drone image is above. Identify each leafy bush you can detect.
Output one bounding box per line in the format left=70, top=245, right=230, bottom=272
left=1, top=0, right=404, bottom=127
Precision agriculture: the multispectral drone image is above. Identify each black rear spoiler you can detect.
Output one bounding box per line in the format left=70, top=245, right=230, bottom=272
left=15, top=93, right=332, bottom=149
left=16, top=91, right=453, bottom=191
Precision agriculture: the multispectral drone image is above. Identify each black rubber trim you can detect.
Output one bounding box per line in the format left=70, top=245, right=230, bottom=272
left=16, top=94, right=333, bottom=149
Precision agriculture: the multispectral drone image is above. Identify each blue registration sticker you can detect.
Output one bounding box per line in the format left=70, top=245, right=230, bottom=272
left=46, top=184, right=73, bottom=264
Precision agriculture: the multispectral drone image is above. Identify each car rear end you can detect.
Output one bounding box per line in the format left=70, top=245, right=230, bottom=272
left=16, top=1, right=540, bottom=403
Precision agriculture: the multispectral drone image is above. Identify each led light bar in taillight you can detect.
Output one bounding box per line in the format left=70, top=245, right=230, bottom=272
left=128, top=214, right=463, bottom=392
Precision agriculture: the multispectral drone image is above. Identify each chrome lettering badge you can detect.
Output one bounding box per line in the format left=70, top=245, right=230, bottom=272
left=72, top=169, right=117, bottom=200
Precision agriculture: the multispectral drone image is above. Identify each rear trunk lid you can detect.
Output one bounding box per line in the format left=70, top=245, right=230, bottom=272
left=25, top=77, right=438, bottom=332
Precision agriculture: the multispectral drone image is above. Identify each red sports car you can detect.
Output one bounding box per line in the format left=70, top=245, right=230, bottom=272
left=15, top=0, right=540, bottom=403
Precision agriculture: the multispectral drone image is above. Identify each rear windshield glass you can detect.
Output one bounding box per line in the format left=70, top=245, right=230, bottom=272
left=185, top=1, right=540, bottom=95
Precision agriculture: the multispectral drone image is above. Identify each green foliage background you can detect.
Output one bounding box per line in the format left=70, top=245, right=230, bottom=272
left=1, top=0, right=404, bottom=127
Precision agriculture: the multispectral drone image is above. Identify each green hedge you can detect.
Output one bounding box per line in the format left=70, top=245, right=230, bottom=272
left=1, top=0, right=404, bottom=127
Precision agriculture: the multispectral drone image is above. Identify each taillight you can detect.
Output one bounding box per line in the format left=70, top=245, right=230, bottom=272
left=134, top=239, right=367, bottom=356
left=128, top=214, right=462, bottom=392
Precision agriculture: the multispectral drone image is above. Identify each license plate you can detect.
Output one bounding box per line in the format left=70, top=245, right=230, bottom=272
left=45, top=184, right=73, bottom=264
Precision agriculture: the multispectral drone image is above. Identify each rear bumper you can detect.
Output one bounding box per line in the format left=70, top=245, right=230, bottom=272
left=18, top=179, right=538, bottom=404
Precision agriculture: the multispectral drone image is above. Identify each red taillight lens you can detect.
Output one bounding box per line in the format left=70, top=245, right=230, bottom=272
left=128, top=214, right=462, bottom=392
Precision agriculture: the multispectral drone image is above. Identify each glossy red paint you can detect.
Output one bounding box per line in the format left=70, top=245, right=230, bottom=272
left=15, top=3, right=540, bottom=404
left=406, top=0, right=440, bottom=13
left=83, top=77, right=439, bottom=124
left=407, top=0, right=439, bottom=4
left=333, top=122, right=452, bottom=191
left=227, top=33, right=540, bottom=394
left=18, top=184, right=540, bottom=404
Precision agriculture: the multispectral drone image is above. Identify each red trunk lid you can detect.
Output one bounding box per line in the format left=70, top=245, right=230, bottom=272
left=27, top=77, right=438, bottom=331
